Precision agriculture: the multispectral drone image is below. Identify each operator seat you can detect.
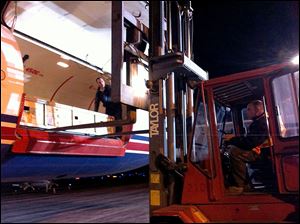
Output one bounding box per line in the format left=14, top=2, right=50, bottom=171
left=247, top=137, right=275, bottom=190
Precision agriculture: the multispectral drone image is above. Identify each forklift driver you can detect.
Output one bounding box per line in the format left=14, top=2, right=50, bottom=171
left=224, top=100, right=268, bottom=194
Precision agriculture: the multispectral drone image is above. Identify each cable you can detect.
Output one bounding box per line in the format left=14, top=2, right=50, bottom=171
left=10, top=1, right=18, bottom=32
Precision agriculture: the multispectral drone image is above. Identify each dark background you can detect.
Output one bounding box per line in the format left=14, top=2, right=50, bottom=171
left=1, top=1, right=298, bottom=79
left=191, top=1, right=299, bottom=78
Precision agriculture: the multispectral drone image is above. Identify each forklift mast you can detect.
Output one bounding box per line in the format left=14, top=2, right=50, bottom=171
left=148, top=0, right=208, bottom=215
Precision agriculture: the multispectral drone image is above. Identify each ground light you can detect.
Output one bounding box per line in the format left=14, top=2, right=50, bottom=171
left=291, top=55, right=299, bottom=65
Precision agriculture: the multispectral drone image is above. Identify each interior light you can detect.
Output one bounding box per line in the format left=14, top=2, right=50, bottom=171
left=291, top=55, right=299, bottom=65
left=57, top=61, right=69, bottom=68
left=60, top=55, right=71, bottom=60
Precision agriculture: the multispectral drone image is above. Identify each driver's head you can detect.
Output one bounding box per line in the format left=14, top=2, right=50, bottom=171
left=246, top=100, right=264, bottom=119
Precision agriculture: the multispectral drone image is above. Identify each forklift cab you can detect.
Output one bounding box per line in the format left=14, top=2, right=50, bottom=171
left=151, top=63, right=298, bottom=223
left=173, top=63, right=299, bottom=222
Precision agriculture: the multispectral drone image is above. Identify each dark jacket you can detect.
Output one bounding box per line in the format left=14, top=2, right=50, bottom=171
left=94, top=85, right=122, bottom=119
left=227, top=113, right=268, bottom=151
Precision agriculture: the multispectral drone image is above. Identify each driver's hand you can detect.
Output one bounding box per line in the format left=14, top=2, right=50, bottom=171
left=223, top=134, right=234, bottom=142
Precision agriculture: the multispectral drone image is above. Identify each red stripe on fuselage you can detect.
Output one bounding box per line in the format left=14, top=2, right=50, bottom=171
left=1, top=126, right=16, bottom=140
left=125, top=142, right=148, bottom=151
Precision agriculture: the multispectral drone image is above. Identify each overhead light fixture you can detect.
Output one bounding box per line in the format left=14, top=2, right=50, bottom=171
left=291, top=55, right=299, bottom=65
left=57, top=61, right=69, bottom=68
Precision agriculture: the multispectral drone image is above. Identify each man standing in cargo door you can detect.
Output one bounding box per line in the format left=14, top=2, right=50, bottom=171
left=94, top=77, right=122, bottom=133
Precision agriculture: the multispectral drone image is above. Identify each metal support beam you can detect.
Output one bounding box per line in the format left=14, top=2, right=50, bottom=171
left=149, top=0, right=168, bottom=215
left=166, top=74, right=176, bottom=162
left=111, top=1, right=124, bottom=104
left=48, top=110, right=136, bottom=132
left=149, top=0, right=208, bottom=218
left=183, top=1, right=194, bottom=161
left=166, top=1, right=177, bottom=162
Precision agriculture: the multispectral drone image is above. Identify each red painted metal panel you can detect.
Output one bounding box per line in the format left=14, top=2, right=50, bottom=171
left=154, top=201, right=296, bottom=222
left=1, top=126, right=16, bottom=140
left=204, top=62, right=290, bottom=87
left=152, top=205, right=209, bottom=223
left=282, top=155, right=299, bottom=192
left=12, top=128, right=125, bottom=157
left=197, top=202, right=296, bottom=222
left=181, top=163, right=210, bottom=204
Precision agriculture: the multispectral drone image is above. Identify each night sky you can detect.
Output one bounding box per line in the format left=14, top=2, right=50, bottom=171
left=191, top=1, right=299, bottom=78
left=0, top=1, right=298, bottom=79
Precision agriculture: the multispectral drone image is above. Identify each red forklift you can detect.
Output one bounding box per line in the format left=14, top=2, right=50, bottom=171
left=148, top=1, right=299, bottom=222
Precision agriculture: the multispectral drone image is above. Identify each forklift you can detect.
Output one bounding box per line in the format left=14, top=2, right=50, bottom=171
left=148, top=1, right=299, bottom=222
